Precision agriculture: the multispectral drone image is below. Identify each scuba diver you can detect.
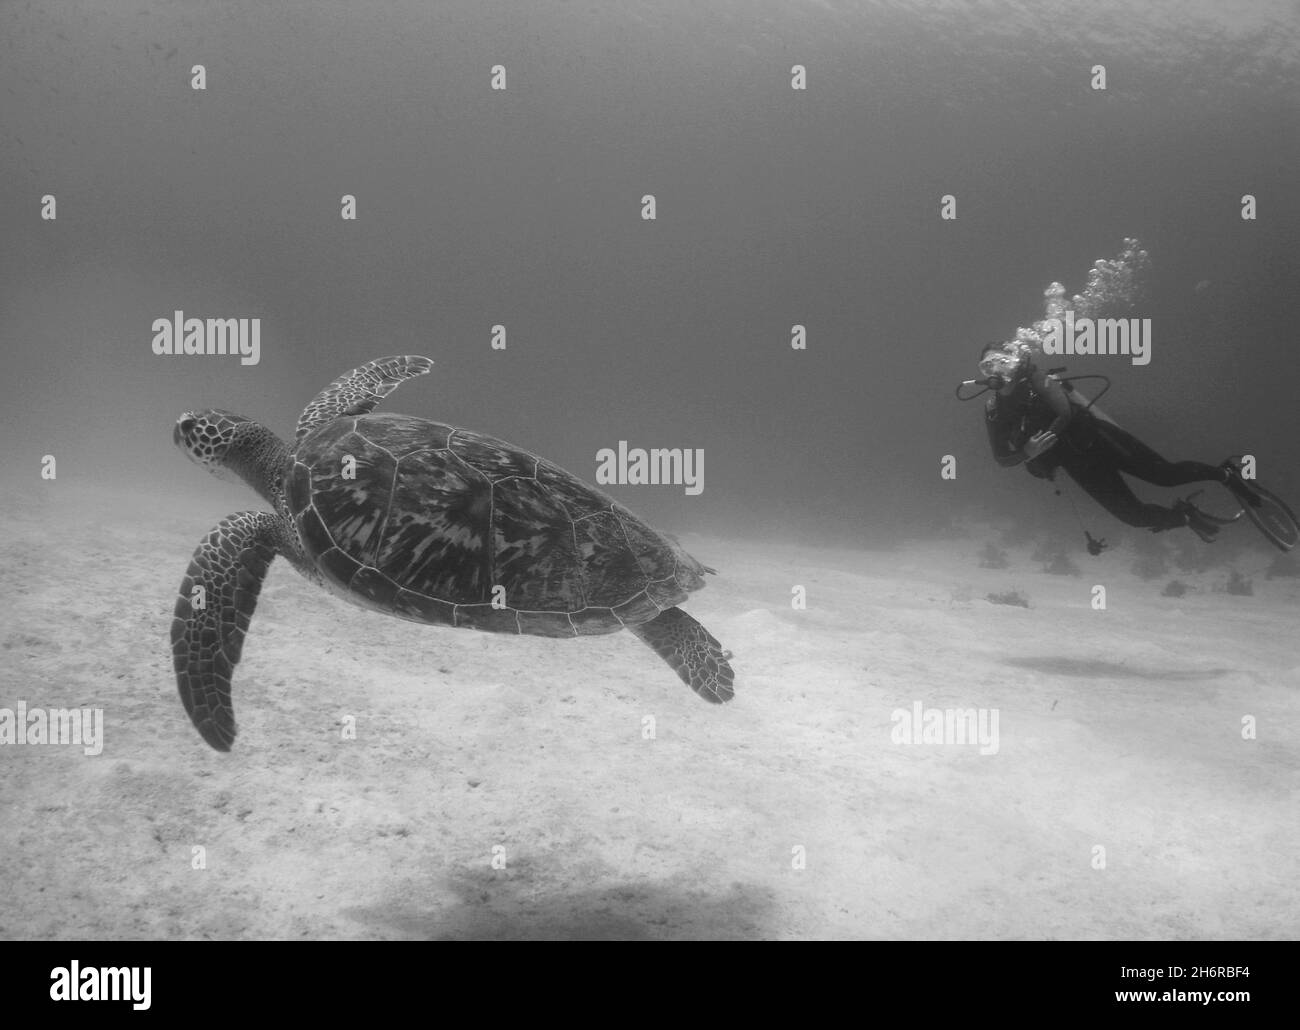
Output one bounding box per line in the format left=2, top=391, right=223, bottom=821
left=975, top=340, right=1261, bottom=543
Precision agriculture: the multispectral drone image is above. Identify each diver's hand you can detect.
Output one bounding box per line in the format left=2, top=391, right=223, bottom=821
left=1024, top=430, right=1058, bottom=460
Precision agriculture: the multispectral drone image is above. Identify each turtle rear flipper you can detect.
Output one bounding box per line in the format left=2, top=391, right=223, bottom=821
left=630, top=607, right=735, bottom=703
left=171, top=512, right=280, bottom=751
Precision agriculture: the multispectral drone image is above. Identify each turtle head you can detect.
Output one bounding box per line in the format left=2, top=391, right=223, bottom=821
left=174, top=410, right=252, bottom=473
left=174, top=409, right=288, bottom=507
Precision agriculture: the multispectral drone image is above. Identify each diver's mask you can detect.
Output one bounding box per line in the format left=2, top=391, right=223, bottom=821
left=978, top=343, right=1030, bottom=389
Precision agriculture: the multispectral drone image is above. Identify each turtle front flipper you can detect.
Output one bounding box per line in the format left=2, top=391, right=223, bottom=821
left=171, top=512, right=280, bottom=751
left=630, top=607, right=735, bottom=703
left=295, top=355, right=434, bottom=440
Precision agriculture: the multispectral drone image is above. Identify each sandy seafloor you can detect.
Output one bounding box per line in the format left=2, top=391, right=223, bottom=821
left=1, top=483, right=1297, bottom=941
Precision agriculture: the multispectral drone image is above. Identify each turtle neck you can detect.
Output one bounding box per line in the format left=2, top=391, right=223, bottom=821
left=226, top=422, right=290, bottom=510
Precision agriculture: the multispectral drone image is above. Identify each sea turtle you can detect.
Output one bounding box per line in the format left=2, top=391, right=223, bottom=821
left=171, top=355, right=735, bottom=750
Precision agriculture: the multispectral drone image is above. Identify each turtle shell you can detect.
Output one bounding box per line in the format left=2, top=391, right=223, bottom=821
left=284, top=413, right=707, bottom=638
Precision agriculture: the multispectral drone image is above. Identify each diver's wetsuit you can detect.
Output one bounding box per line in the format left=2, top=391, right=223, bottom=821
left=985, top=366, right=1228, bottom=532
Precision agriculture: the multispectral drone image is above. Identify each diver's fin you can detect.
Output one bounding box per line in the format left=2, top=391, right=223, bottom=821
left=1172, top=496, right=1220, bottom=543
left=1220, top=457, right=1263, bottom=509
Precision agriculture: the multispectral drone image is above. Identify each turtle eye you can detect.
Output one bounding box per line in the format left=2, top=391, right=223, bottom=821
left=179, top=417, right=197, bottom=437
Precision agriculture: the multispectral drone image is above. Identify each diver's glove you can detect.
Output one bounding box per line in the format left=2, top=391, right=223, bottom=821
left=1023, top=430, right=1058, bottom=460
